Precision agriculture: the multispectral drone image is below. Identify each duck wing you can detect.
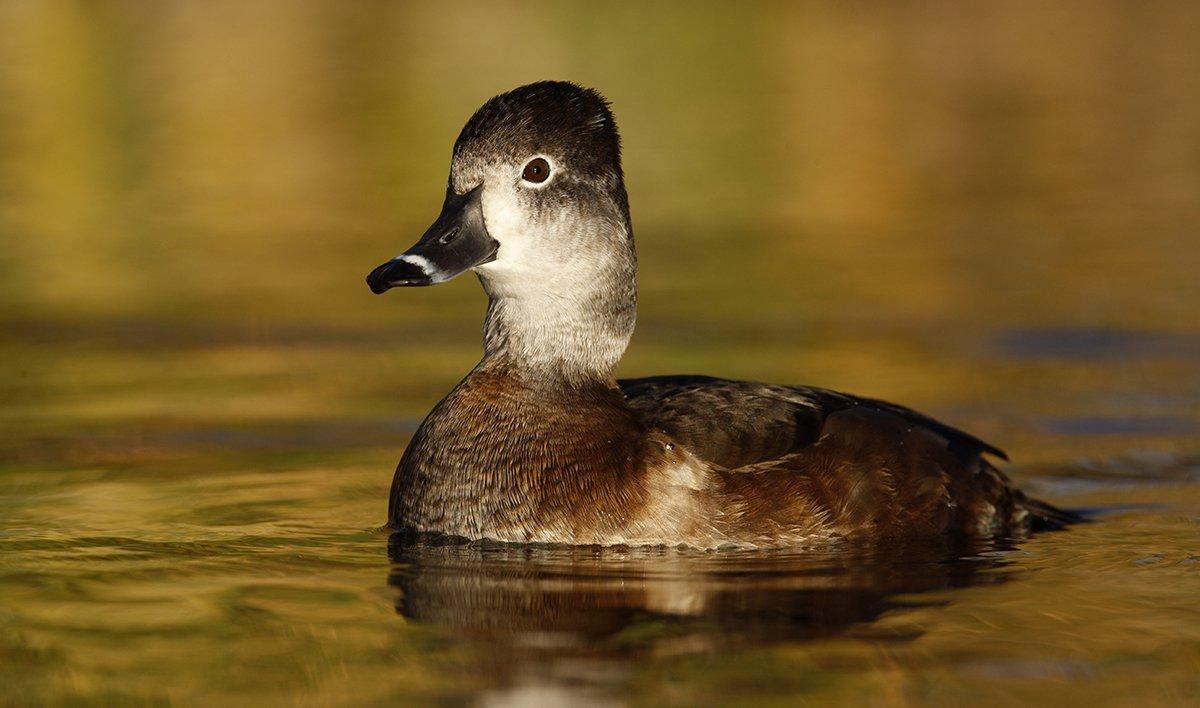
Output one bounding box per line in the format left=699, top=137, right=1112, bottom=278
left=619, top=374, right=1005, bottom=468
left=619, top=375, right=1072, bottom=536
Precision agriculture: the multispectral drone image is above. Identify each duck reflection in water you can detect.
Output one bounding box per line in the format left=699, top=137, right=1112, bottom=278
left=387, top=533, right=1020, bottom=697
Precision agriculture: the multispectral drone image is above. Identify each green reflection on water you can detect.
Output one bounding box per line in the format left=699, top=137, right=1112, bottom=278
left=1, top=1, right=1198, bottom=705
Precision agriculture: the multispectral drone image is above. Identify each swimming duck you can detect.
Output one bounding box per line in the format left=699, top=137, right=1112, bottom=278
left=366, top=81, right=1074, bottom=549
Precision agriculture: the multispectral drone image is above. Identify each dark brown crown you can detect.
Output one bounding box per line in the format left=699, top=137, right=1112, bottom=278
left=454, top=81, right=622, bottom=180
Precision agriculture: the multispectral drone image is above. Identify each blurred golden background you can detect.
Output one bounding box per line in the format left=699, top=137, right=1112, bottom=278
left=1, top=2, right=1198, bottom=704
left=2, top=2, right=1196, bottom=459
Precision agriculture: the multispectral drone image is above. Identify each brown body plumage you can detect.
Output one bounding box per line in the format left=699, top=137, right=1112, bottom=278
left=390, top=366, right=1069, bottom=548
left=368, top=81, right=1076, bottom=549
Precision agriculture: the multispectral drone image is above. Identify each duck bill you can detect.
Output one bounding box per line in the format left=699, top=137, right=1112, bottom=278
left=366, top=185, right=498, bottom=294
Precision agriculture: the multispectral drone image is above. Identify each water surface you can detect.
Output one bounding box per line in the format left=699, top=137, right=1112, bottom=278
left=1, top=2, right=1198, bottom=704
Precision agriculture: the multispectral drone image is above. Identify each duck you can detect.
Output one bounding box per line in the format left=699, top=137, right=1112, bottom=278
left=366, top=81, right=1076, bottom=549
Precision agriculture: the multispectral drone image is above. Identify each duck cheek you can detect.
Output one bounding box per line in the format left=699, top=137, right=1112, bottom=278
left=478, top=200, right=532, bottom=262
left=486, top=185, right=546, bottom=238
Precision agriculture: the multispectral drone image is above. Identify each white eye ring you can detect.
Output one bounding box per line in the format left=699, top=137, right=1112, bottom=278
left=520, top=156, right=555, bottom=187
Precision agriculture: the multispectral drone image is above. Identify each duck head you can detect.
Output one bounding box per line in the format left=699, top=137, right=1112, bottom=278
left=367, top=81, right=636, bottom=380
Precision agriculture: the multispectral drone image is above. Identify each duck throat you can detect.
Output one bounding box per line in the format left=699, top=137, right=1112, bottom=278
left=479, top=244, right=637, bottom=384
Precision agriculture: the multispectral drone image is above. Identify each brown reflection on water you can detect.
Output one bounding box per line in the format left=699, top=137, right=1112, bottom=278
left=387, top=535, right=1012, bottom=701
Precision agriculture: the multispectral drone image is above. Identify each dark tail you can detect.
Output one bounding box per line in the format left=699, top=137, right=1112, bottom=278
left=980, top=459, right=1086, bottom=533
left=1020, top=496, right=1087, bottom=532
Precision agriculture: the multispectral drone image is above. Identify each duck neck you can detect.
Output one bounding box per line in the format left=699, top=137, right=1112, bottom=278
left=477, top=232, right=637, bottom=388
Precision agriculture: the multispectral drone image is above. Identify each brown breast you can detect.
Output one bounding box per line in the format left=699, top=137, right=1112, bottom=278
left=388, top=365, right=666, bottom=542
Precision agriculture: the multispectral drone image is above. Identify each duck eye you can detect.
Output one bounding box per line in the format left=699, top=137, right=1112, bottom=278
left=521, top=157, right=551, bottom=184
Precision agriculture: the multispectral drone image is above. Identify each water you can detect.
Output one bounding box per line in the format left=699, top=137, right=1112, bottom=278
left=2, top=2, right=1198, bottom=704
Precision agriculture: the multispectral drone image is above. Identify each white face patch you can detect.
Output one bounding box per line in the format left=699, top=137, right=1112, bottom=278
left=472, top=174, right=541, bottom=291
